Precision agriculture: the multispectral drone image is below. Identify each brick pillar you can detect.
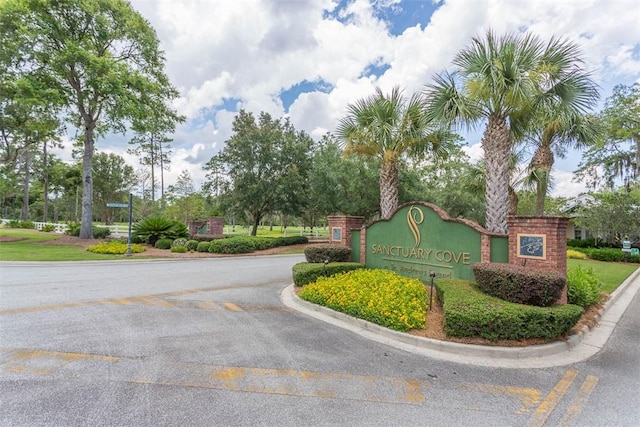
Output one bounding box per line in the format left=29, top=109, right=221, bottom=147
left=208, top=217, right=224, bottom=237
left=189, top=221, right=205, bottom=236
left=327, top=216, right=364, bottom=248
left=507, top=216, right=569, bottom=304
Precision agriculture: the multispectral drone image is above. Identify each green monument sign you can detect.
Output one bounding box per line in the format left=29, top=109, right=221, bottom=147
left=360, top=203, right=508, bottom=281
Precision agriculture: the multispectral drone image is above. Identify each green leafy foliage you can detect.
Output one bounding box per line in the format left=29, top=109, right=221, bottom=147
left=86, top=241, right=145, bottom=255
left=579, top=247, right=640, bottom=263
left=64, top=221, right=110, bottom=239
left=208, top=236, right=255, bottom=254
left=132, top=216, right=188, bottom=246
left=41, top=224, right=55, bottom=232
left=171, top=238, right=189, bottom=248
left=292, top=262, right=365, bottom=286
left=154, top=238, right=172, bottom=250
left=436, top=279, right=583, bottom=341
left=299, top=269, right=427, bottom=332
left=187, top=240, right=199, bottom=251
left=567, top=266, right=602, bottom=308
left=304, top=245, right=351, bottom=263
left=170, top=246, right=187, bottom=253
left=472, top=263, right=565, bottom=307
left=6, top=220, right=35, bottom=229
left=196, top=241, right=211, bottom=252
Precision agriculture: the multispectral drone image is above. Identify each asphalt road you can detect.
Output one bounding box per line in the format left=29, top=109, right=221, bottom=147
left=1, top=256, right=638, bottom=426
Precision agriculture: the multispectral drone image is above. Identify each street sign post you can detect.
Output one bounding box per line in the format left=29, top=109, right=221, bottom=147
left=106, top=197, right=133, bottom=256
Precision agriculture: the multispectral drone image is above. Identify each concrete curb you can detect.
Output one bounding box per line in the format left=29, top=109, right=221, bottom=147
left=281, top=266, right=640, bottom=369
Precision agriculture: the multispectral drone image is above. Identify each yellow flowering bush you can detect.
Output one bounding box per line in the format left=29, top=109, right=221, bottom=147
left=567, top=249, right=588, bottom=259
left=87, top=241, right=145, bottom=255
left=299, top=269, right=427, bottom=332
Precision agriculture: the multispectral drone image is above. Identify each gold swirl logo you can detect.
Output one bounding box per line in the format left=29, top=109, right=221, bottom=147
left=407, top=205, right=424, bottom=247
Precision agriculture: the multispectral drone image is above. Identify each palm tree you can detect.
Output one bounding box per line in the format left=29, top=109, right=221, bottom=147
left=336, top=86, right=452, bottom=219
left=528, top=113, right=601, bottom=215
left=424, top=30, right=596, bottom=233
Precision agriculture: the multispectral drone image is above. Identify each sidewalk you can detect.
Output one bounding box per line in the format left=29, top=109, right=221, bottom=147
left=281, top=267, right=640, bottom=368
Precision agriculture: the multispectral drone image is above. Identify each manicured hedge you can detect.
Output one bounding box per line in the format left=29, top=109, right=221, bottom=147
left=209, top=236, right=255, bottom=254
left=574, top=247, right=640, bottom=263
left=472, top=262, right=565, bottom=307
left=436, top=279, right=583, bottom=341
left=304, top=244, right=351, bottom=263
left=292, top=261, right=364, bottom=286
left=154, top=238, right=173, bottom=250
left=196, top=241, right=211, bottom=252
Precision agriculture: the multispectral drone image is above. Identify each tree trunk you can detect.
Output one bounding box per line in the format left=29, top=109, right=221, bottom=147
left=251, top=214, right=260, bottom=236
left=379, top=157, right=399, bottom=219
left=43, top=141, right=49, bottom=222
left=150, top=133, right=155, bottom=202
left=508, top=186, right=518, bottom=216
left=531, top=144, right=554, bottom=216
left=79, top=126, right=95, bottom=239
left=20, top=146, right=30, bottom=221
left=635, top=135, right=639, bottom=180
left=482, top=114, right=512, bottom=234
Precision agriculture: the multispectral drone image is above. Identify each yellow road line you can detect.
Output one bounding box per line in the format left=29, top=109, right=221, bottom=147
left=223, top=302, right=243, bottom=311
left=1, top=346, right=543, bottom=411
left=529, top=369, right=579, bottom=427
left=557, top=375, right=599, bottom=427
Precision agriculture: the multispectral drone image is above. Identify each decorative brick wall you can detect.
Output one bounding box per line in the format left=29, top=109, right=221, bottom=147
left=327, top=216, right=364, bottom=249
left=507, top=216, right=569, bottom=304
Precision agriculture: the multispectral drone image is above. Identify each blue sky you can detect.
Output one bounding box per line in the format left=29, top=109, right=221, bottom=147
left=56, top=0, right=640, bottom=198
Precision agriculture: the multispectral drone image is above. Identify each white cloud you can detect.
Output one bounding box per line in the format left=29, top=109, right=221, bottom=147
left=116, top=0, right=640, bottom=194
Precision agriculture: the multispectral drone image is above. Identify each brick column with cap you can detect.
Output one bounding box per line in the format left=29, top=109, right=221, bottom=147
left=507, top=216, right=569, bottom=304
left=327, top=216, right=364, bottom=248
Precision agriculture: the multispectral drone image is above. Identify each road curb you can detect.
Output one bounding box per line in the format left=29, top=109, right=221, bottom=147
left=281, top=266, right=640, bottom=368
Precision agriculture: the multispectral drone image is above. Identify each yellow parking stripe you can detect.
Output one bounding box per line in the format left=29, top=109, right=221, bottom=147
left=557, top=375, right=599, bottom=426
left=528, top=369, right=579, bottom=427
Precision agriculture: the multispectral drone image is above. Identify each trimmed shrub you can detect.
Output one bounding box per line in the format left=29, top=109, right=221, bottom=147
left=567, top=249, right=588, bottom=259
left=154, top=238, right=173, bottom=250
left=567, top=266, right=602, bottom=308
left=304, top=244, right=351, bottom=263
left=170, top=246, right=187, bottom=253
left=87, top=241, right=145, bottom=255
left=209, top=236, right=256, bottom=254
left=171, top=238, right=189, bottom=249
left=7, top=220, right=35, bottom=229
left=92, top=226, right=111, bottom=239
left=299, top=269, right=427, bottom=332
left=196, top=241, right=211, bottom=252
left=436, top=279, right=583, bottom=341
left=580, top=247, right=640, bottom=263
left=64, top=222, right=111, bottom=239
left=472, top=263, right=565, bottom=307
left=567, top=238, right=597, bottom=248
left=292, top=262, right=364, bottom=286
left=187, top=240, right=199, bottom=251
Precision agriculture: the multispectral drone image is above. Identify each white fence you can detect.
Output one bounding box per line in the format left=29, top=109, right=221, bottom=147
left=1, top=219, right=126, bottom=236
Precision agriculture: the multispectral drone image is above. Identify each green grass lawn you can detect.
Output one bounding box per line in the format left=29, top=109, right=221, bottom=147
left=567, top=258, right=639, bottom=293
left=0, top=229, right=123, bottom=261
left=223, top=225, right=329, bottom=238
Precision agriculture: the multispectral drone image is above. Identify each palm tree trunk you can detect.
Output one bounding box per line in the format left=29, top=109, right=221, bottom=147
left=379, top=158, right=399, bottom=219
left=482, top=114, right=512, bottom=234
left=531, top=144, right=554, bottom=215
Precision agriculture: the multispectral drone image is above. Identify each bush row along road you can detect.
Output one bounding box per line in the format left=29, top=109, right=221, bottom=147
left=0, top=256, right=638, bottom=426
